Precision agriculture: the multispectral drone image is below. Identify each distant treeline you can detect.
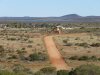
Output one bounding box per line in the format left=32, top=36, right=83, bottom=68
left=0, top=22, right=100, bottom=28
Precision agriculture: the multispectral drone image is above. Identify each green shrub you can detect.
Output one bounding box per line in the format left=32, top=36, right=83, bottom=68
left=69, top=56, right=78, bottom=60
left=19, top=55, right=27, bottom=60
left=7, top=38, right=16, bottom=41
left=0, top=69, right=28, bottom=75
left=75, top=37, right=80, bottom=40
left=69, top=56, right=98, bottom=61
left=63, top=40, right=68, bottom=44
left=40, top=67, right=56, bottom=74
left=12, top=64, right=32, bottom=75
left=12, top=64, right=25, bottom=73
left=90, top=43, right=100, bottom=47
left=23, top=38, right=28, bottom=41
left=89, top=56, right=97, bottom=61
left=0, top=45, right=4, bottom=53
left=29, top=52, right=47, bottom=61
left=21, top=48, right=25, bottom=50
left=75, top=43, right=89, bottom=48
left=70, top=64, right=100, bottom=75
left=63, top=39, right=72, bottom=46
left=27, top=45, right=32, bottom=48
left=17, top=50, right=26, bottom=54
left=0, top=70, right=17, bottom=75
left=8, top=55, right=18, bottom=59
left=98, top=58, right=100, bottom=61
left=34, top=71, right=43, bottom=75
left=78, top=56, right=89, bottom=61
left=28, top=40, right=33, bottom=43
left=65, top=43, right=73, bottom=46
left=57, top=70, right=69, bottom=75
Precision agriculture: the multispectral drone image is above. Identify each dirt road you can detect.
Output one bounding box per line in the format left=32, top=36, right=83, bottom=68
left=44, top=36, right=70, bottom=70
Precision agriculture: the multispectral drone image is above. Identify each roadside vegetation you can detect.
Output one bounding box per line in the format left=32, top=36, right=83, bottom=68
left=54, top=32, right=100, bottom=68
left=0, top=64, right=100, bottom=75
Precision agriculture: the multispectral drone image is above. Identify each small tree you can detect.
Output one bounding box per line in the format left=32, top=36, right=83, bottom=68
left=40, top=67, right=56, bottom=75
left=57, top=70, right=69, bottom=75
left=70, top=64, right=100, bottom=75
left=29, top=52, right=47, bottom=61
left=78, top=56, right=89, bottom=61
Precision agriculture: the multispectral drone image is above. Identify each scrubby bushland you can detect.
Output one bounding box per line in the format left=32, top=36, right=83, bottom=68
left=0, top=64, right=100, bottom=75
left=0, top=70, right=17, bottom=75
left=34, top=64, right=100, bottom=75
left=69, top=56, right=89, bottom=61
left=69, top=55, right=98, bottom=61
left=12, top=64, right=33, bottom=75
left=0, top=69, right=31, bottom=75
left=70, top=64, right=100, bottom=75
left=40, top=67, right=56, bottom=74
left=34, top=67, right=56, bottom=75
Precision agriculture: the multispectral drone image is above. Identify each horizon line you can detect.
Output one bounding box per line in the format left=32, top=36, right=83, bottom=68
left=0, top=14, right=100, bottom=17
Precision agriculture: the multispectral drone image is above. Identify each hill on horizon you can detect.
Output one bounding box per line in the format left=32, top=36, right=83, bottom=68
left=0, top=14, right=100, bottom=22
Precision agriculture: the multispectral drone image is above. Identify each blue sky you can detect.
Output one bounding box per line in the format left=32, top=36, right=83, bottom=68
left=0, top=0, right=100, bottom=17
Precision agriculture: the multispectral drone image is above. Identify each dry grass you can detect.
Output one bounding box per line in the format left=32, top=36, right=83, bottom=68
left=54, top=33, right=100, bottom=68
left=0, top=28, right=50, bottom=72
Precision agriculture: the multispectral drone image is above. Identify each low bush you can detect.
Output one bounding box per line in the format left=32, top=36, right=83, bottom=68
left=7, top=38, right=17, bottom=41
left=34, top=64, right=100, bottom=75
left=0, top=70, right=17, bottom=75
left=12, top=64, right=32, bottom=75
left=78, top=56, right=89, bottom=61
left=40, top=67, right=56, bottom=74
left=19, top=55, right=28, bottom=60
left=0, top=45, right=4, bottom=53
left=29, top=52, right=47, bottom=61
left=70, top=64, right=100, bottom=75
left=27, top=45, right=32, bottom=48
left=64, top=43, right=73, bottom=46
left=75, top=37, right=80, bottom=40
left=28, top=40, right=33, bottom=43
left=63, top=39, right=68, bottom=44
left=21, top=48, right=25, bottom=50
left=69, top=56, right=98, bottom=61
left=90, top=43, right=100, bottom=47
left=34, top=67, right=56, bottom=75
left=34, top=71, right=43, bottom=75
left=89, top=56, right=97, bottom=61
left=69, top=56, right=78, bottom=60
left=75, top=43, right=89, bottom=48
left=8, top=55, right=18, bottom=59
left=63, top=39, right=72, bottom=46
left=57, top=70, right=69, bottom=75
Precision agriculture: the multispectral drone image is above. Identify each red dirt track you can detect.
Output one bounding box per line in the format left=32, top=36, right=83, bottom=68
left=44, top=36, right=70, bottom=70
